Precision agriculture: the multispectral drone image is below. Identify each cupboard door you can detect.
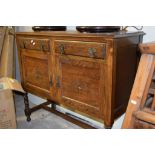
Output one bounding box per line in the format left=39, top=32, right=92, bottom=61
left=55, top=54, right=106, bottom=119
left=20, top=50, right=52, bottom=99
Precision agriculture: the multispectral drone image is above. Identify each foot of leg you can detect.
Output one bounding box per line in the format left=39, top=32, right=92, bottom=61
left=104, top=125, right=112, bottom=129
left=24, top=93, right=31, bottom=122
left=51, top=102, right=56, bottom=110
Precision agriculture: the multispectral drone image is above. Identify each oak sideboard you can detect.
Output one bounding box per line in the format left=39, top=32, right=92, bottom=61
left=16, top=31, right=144, bottom=128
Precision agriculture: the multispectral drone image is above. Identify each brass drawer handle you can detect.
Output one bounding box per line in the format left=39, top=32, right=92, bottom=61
left=23, top=41, right=26, bottom=49
left=102, top=46, right=106, bottom=58
left=40, top=42, right=45, bottom=51
left=59, top=44, right=65, bottom=55
left=88, top=47, right=96, bottom=58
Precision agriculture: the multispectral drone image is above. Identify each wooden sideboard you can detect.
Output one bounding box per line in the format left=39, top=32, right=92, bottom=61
left=16, top=31, right=144, bottom=128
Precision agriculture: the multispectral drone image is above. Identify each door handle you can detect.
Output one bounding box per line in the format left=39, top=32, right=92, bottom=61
left=49, top=75, right=53, bottom=87
left=59, top=44, right=65, bottom=55
left=56, top=76, right=60, bottom=88
left=88, top=47, right=96, bottom=58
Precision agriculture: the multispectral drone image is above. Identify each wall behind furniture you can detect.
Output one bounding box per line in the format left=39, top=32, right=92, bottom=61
left=128, top=26, right=155, bottom=42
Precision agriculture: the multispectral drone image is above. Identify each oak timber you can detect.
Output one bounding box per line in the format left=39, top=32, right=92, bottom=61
left=16, top=31, right=144, bottom=128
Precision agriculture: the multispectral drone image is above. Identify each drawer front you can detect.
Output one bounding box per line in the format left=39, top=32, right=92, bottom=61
left=55, top=40, right=106, bottom=59
left=19, top=38, right=50, bottom=52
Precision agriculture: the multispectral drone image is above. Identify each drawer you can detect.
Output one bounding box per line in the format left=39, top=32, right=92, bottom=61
left=55, top=40, right=106, bottom=59
left=19, top=38, right=50, bottom=52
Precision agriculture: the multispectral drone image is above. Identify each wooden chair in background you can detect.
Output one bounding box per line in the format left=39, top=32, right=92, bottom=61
left=122, top=42, right=155, bottom=129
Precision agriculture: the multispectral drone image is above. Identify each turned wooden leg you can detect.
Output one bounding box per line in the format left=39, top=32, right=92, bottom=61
left=24, top=93, right=31, bottom=122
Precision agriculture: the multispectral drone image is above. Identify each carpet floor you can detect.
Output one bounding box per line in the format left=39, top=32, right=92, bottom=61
left=14, top=94, right=124, bottom=129
left=15, top=94, right=81, bottom=129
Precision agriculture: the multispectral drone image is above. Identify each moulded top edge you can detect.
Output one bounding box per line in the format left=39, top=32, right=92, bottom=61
left=16, top=31, right=145, bottom=38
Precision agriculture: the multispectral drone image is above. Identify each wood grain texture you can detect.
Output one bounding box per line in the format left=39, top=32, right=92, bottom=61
left=114, top=37, right=140, bottom=117
left=133, top=118, right=155, bottom=129
left=16, top=31, right=144, bottom=128
left=122, top=42, right=155, bottom=129
left=122, top=54, right=155, bottom=128
left=19, top=38, right=50, bottom=52
left=56, top=54, right=105, bottom=119
left=133, top=111, right=155, bottom=125
left=139, top=42, right=155, bottom=54
left=17, top=40, right=52, bottom=99
left=16, top=31, right=144, bottom=38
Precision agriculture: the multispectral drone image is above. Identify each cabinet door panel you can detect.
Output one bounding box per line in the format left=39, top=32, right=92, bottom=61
left=21, top=51, right=51, bottom=98
left=56, top=55, right=106, bottom=119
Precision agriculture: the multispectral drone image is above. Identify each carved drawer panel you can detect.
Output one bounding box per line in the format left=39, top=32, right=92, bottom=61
left=19, top=38, right=50, bottom=52
left=55, top=40, right=106, bottom=59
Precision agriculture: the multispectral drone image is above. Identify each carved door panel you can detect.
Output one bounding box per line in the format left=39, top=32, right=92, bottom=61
left=55, top=54, right=106, bottom=120
left=20, top=51, right=52, bottom=99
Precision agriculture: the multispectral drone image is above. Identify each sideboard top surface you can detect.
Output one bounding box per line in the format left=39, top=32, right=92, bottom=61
left=16, top=31, right=145, bottom=39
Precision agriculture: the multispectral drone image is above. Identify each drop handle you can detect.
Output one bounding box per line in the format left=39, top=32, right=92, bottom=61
left=59, top=44, right=65, bottom=55
left=40, top=42, right=45, bottom=51
left=88, top=47, right=96, bottom=58
left=22, top=41, right=26, bottom=49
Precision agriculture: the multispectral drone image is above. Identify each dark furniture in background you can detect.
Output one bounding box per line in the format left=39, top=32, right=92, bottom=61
left=76, top=26, right=120, bottom=33
left=16, top=31, right=144, bottom=128
left=32, top=26, right=66, bottom=31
